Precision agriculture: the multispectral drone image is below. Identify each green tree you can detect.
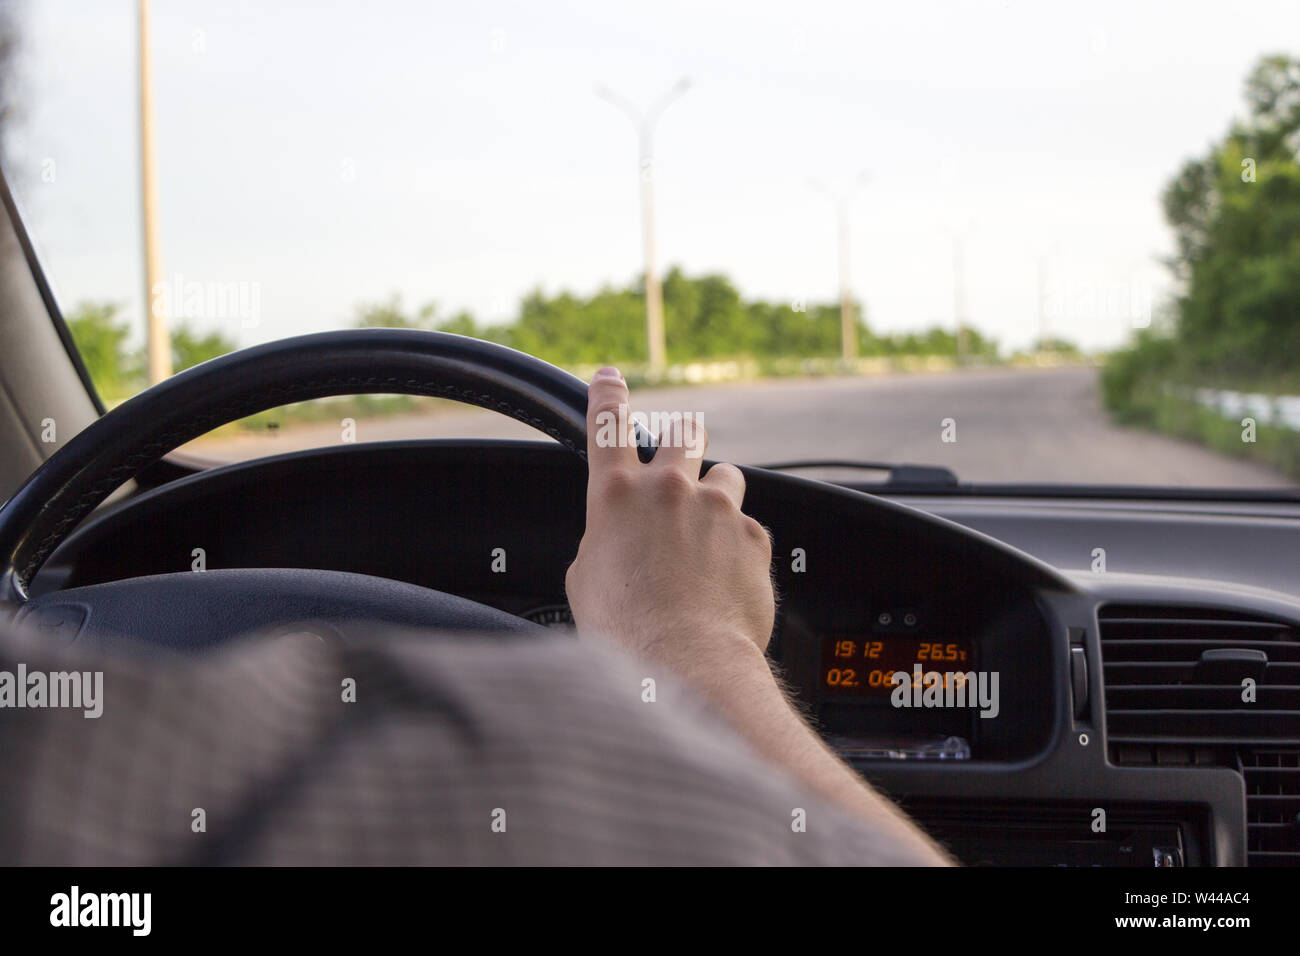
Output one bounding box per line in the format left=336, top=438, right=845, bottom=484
left=64, top=302, right=137, bottom=398
left=353, top=296, right=512, bottom=346
left=508, top=284, right=646, bottom=364
left=354, top=295, right=439, bottom=330
left=1159, top=53, right=1300, bottom=379
left=662, top=268, right=750, bottom=359
left=171, top=324, right=239, bottom=372
left=349, top=271, right=1000, bottom=368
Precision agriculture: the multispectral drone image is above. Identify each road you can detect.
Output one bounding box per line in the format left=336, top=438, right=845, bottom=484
left=188, top=366, right=1293, bottom=488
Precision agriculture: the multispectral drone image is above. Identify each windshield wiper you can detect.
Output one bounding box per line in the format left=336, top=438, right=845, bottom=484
left=756, top=460, right=959, bottom=488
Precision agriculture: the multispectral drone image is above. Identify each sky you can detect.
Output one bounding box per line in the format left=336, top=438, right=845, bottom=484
left=2, top=0, right=1291, bottom=355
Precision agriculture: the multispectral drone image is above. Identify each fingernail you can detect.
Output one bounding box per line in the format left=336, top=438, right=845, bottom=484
left=594, top=366, right=622, bottom=380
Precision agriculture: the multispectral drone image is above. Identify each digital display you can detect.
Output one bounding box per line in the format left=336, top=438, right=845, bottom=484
left=820, top=635, right=973, bottom=697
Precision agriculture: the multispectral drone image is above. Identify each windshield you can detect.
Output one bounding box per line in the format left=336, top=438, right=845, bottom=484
left=5, top=1, right=1298, bottom=490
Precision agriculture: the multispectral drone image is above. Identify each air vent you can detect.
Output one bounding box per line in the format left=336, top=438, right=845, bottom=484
left=1100, top=605, right=1300, bottom=745
left=1240, top=750, right=1300, bottom=867
left=1099, top=605, right=1300, bottom=866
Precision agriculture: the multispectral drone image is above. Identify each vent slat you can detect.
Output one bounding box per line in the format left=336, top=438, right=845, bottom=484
left=1103, top=639, right=1300, bottom=662
left=1106, top=711, right=1300, bottom=741
left=1103, top=661, right=1300, bottom=687
left=1103, top=618, right=1283, bottom=628
left=1103, top=662, right=1300, bottom=669
left=1107, top=686, right=1300, bottom=710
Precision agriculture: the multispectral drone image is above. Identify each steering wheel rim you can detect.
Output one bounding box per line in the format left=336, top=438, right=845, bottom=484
left=0, top=329, right=590, bottom=604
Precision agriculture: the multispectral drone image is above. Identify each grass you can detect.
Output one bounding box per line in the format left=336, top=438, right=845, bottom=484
left=200, top=394, right=464, bottom=439
left=1109, top=374, right=1300, bottom=480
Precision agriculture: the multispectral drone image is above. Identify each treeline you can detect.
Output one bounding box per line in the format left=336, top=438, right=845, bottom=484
left=68, top=266, right=998, bottom=401
left=1102, top=54, right=1300, bottom=476
left=355, top=265, right=1000, bottom=365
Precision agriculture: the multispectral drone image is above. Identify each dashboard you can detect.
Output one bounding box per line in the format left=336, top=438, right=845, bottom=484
left=26, top=439, right=1300, bottom=867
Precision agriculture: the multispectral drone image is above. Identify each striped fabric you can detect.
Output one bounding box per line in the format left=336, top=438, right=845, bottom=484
left=0, top=624, right=927, bottom=865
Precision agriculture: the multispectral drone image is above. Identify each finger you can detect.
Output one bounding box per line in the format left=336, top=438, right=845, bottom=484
left=586, top=367, right=637, bottom=472
left=699, top=461, right=746, bottom=508
left=650, top=416, right=708, bottom=479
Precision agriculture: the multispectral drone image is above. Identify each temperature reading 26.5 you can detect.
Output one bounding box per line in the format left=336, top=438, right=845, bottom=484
left=917, top=642, right=967, bottom=663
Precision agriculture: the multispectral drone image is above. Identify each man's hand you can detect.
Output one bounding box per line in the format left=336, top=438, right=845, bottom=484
left=565, top=367, right=776, bottom=674
left=565, top=367, right=950, bottom=864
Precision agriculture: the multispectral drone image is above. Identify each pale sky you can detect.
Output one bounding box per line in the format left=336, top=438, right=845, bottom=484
left=3, top=0, right=1291, bottom=354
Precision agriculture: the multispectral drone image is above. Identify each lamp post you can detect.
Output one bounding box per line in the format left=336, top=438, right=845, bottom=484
left=139, top=0, right=170, bottom=383
left=595, top=78, right=691, bottom=378
left=947, top=219, right=978, bottom=364
left=953, top=234, right=968, bottom=363
left=810, top=170, right=871, bottom=361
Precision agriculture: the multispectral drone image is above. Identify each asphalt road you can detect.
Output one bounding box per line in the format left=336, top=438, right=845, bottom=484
left=190, top=366, right=1293, bottom=488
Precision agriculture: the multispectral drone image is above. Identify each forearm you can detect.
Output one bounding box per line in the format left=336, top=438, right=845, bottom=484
left=651, top=627, right=953, bottom=864
left=568, top=368, right=948, bottom=864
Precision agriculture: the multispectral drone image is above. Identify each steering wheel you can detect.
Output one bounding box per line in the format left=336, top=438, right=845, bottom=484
left=0, top=330, right=604, bottom=649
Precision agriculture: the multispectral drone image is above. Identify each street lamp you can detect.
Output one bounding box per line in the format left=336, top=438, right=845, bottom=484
left=947, top=219, right=977, bottom=364
left=595, top=77, right=691, bottom=378
left=138, top=0, right=171, bottom=384
left=810, top=169, right=871, bottom=361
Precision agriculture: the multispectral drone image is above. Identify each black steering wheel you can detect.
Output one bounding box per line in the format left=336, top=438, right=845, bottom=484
left=0, top=330, right=602, bottom=649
